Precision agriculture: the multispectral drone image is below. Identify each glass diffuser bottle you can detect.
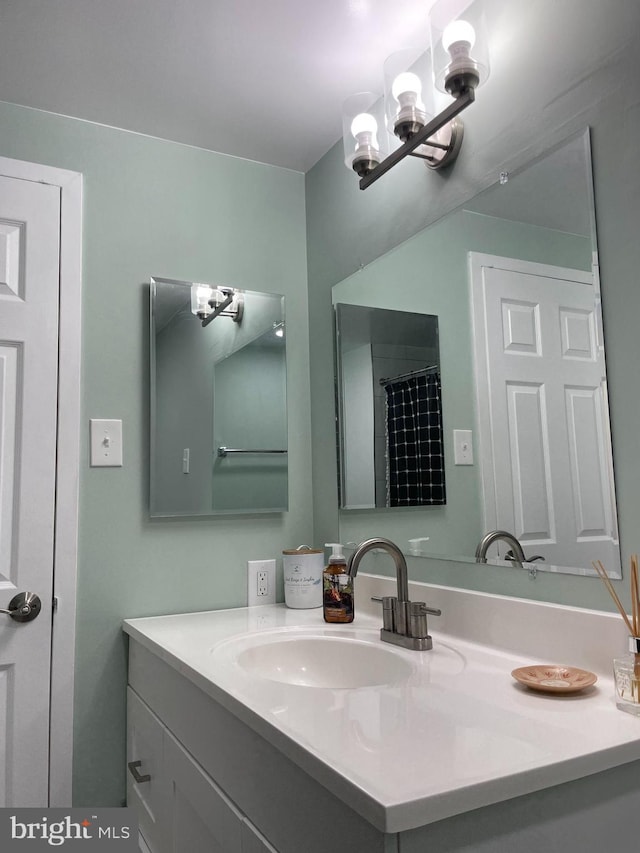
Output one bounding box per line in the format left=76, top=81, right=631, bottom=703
left=613, top=636, right=640, bottom=716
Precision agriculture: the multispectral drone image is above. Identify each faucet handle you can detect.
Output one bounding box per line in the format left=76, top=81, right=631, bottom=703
left=504, top=549, right=546, bottom=564
left=409, top=601, right=441, bottom=640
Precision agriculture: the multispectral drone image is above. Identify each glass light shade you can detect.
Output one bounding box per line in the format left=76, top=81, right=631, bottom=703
left=342, top=92, right=387, bottom=177
left=191, top=283, right=213, bottom=317
left=429, top=0, right=490, bottom=96
left=383, top=49, right=433, bottom=144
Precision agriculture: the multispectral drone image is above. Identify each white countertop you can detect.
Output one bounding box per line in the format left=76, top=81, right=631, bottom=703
left=123, top=575, right=640, bottom=833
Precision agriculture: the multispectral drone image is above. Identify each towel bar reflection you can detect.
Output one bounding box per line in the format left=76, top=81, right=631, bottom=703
left=217, top=447, right=288, bottom=458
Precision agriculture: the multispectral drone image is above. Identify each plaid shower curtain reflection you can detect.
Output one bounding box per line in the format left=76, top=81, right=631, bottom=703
left=383, top=372, right=446, bottom=507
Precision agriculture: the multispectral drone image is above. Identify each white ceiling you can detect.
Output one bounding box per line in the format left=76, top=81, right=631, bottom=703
left=0, top=0, right=438, bottom=173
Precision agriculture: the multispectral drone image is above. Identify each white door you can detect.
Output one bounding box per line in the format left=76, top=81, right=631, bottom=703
left=470, top=253, right=619, bottom=573
left=0, top=174, right=61, bottom=804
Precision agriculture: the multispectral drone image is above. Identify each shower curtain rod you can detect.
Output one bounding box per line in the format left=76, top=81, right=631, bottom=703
left=379, top=364, right=439, bottom=385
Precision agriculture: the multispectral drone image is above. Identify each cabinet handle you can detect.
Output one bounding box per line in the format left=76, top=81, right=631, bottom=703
left=128, top=760, right=151, bottom=784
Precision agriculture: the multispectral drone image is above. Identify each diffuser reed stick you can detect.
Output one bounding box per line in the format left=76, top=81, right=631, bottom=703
left=594, top=556, right=640, bottom=704
left=631, top=554, right=639, bottom=637
left=592, top=560, right=634, bottom=633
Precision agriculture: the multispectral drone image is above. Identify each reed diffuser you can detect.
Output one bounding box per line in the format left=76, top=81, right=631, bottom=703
left=593, top=556, right=640, bottom=715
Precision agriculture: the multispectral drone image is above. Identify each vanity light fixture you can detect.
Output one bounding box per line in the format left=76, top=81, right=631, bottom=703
left=190, top=284, right=244, bottom=327
left=342, top=0, right=490, bottom=190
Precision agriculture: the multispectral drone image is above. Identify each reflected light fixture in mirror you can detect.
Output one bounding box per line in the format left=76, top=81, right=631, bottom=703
left=191, top=284, right=213, bottom=318
left=190, top=283, right=244, bottom=327
left=342, top=0, right=490, bottom=190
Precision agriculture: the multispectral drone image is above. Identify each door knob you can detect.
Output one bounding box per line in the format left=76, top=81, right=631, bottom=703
left=0, top=592, right=42, bottom=622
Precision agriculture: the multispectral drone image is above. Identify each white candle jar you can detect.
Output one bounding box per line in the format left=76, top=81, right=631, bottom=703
left=282, top=547, right=324, bottom=609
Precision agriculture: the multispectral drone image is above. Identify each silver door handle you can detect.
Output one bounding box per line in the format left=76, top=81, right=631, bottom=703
left=128, top=761, right=151, bottom=784
left=0, top=592, right=42, bottom=622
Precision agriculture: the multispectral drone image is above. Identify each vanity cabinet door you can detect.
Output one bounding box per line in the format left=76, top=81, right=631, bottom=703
left=164, top=728, right=244, bottom=853
left=126, top=688, right=169, bottom=853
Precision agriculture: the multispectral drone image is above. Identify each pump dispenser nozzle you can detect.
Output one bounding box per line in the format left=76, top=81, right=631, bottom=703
left=325, top=543, right=345, bottom=564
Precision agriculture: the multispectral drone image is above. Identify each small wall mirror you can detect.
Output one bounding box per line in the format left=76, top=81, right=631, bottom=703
left=335, top=303, right=443, bottom=509
left=150, top=277, right=287, bottom=516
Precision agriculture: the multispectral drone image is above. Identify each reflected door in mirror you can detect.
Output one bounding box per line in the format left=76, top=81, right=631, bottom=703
left=470, top=254, right=619, bottom=573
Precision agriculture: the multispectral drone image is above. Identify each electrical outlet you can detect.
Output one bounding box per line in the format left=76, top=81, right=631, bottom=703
left=247, top=559, right=276, bottom=606
left=257, top=571, right=268, bottom=596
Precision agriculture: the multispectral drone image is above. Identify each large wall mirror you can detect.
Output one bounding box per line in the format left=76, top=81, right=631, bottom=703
left=333, top=130, right=621, bottom=578
left=150, top=278, right=287, bottom=517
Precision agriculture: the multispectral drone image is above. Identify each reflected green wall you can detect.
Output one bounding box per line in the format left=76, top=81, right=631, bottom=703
left=213, top=344, right=287, bottom=512
left=333, top=210, right=591, bottom=559
left=306, top=0, right=640, bottom=613
left=0, top=101, right=310, bottom=805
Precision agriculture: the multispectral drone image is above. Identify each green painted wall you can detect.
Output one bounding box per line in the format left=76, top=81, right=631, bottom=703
left=306, top=0, right=640, bottom=613
left=0, top=101, right=310, bottom=805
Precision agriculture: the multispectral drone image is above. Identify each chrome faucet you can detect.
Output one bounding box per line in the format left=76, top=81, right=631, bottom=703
left=347, top=537, right=441, bottom=651
left=475, top=530, right=526, bottom=566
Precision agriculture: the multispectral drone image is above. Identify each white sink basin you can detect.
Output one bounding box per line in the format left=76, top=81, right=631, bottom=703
left=232, top=632, right=413, bottom=688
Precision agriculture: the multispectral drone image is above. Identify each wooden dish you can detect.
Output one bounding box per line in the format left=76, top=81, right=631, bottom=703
left=511, top=665, right=597, bottom=694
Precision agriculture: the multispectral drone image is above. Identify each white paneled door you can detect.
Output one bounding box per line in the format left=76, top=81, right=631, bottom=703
left=470, top=253, right=619, bottom=573
left=0, top=174, right=61, bottom=805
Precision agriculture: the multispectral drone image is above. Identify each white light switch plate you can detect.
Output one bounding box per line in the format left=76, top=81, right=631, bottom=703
left=453, top=429, right=473, bottom=465
left=90, top=419, right=123, bottom=467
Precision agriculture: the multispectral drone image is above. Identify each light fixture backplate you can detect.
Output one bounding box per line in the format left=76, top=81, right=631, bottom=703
left=419, top=118, right=464, bottom=170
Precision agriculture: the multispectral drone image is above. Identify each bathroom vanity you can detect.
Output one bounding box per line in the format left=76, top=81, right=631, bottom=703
left=124, top=575, right=640, bottom=852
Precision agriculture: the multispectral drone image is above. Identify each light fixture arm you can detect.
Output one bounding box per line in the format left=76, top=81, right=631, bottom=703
left=200, top=288, right=244, bottom=327
left=201, top=291, right=234, bottom=327
left=359, top=87, right=474, bottom=190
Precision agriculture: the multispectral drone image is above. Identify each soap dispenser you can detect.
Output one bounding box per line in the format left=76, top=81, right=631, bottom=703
left=323, top=543, right=354, bottom=624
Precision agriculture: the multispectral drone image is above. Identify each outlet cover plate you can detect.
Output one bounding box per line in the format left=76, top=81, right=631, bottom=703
left=453, top=429, right=473, bottom=465
left=247, top=559, right=276, bottom=606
